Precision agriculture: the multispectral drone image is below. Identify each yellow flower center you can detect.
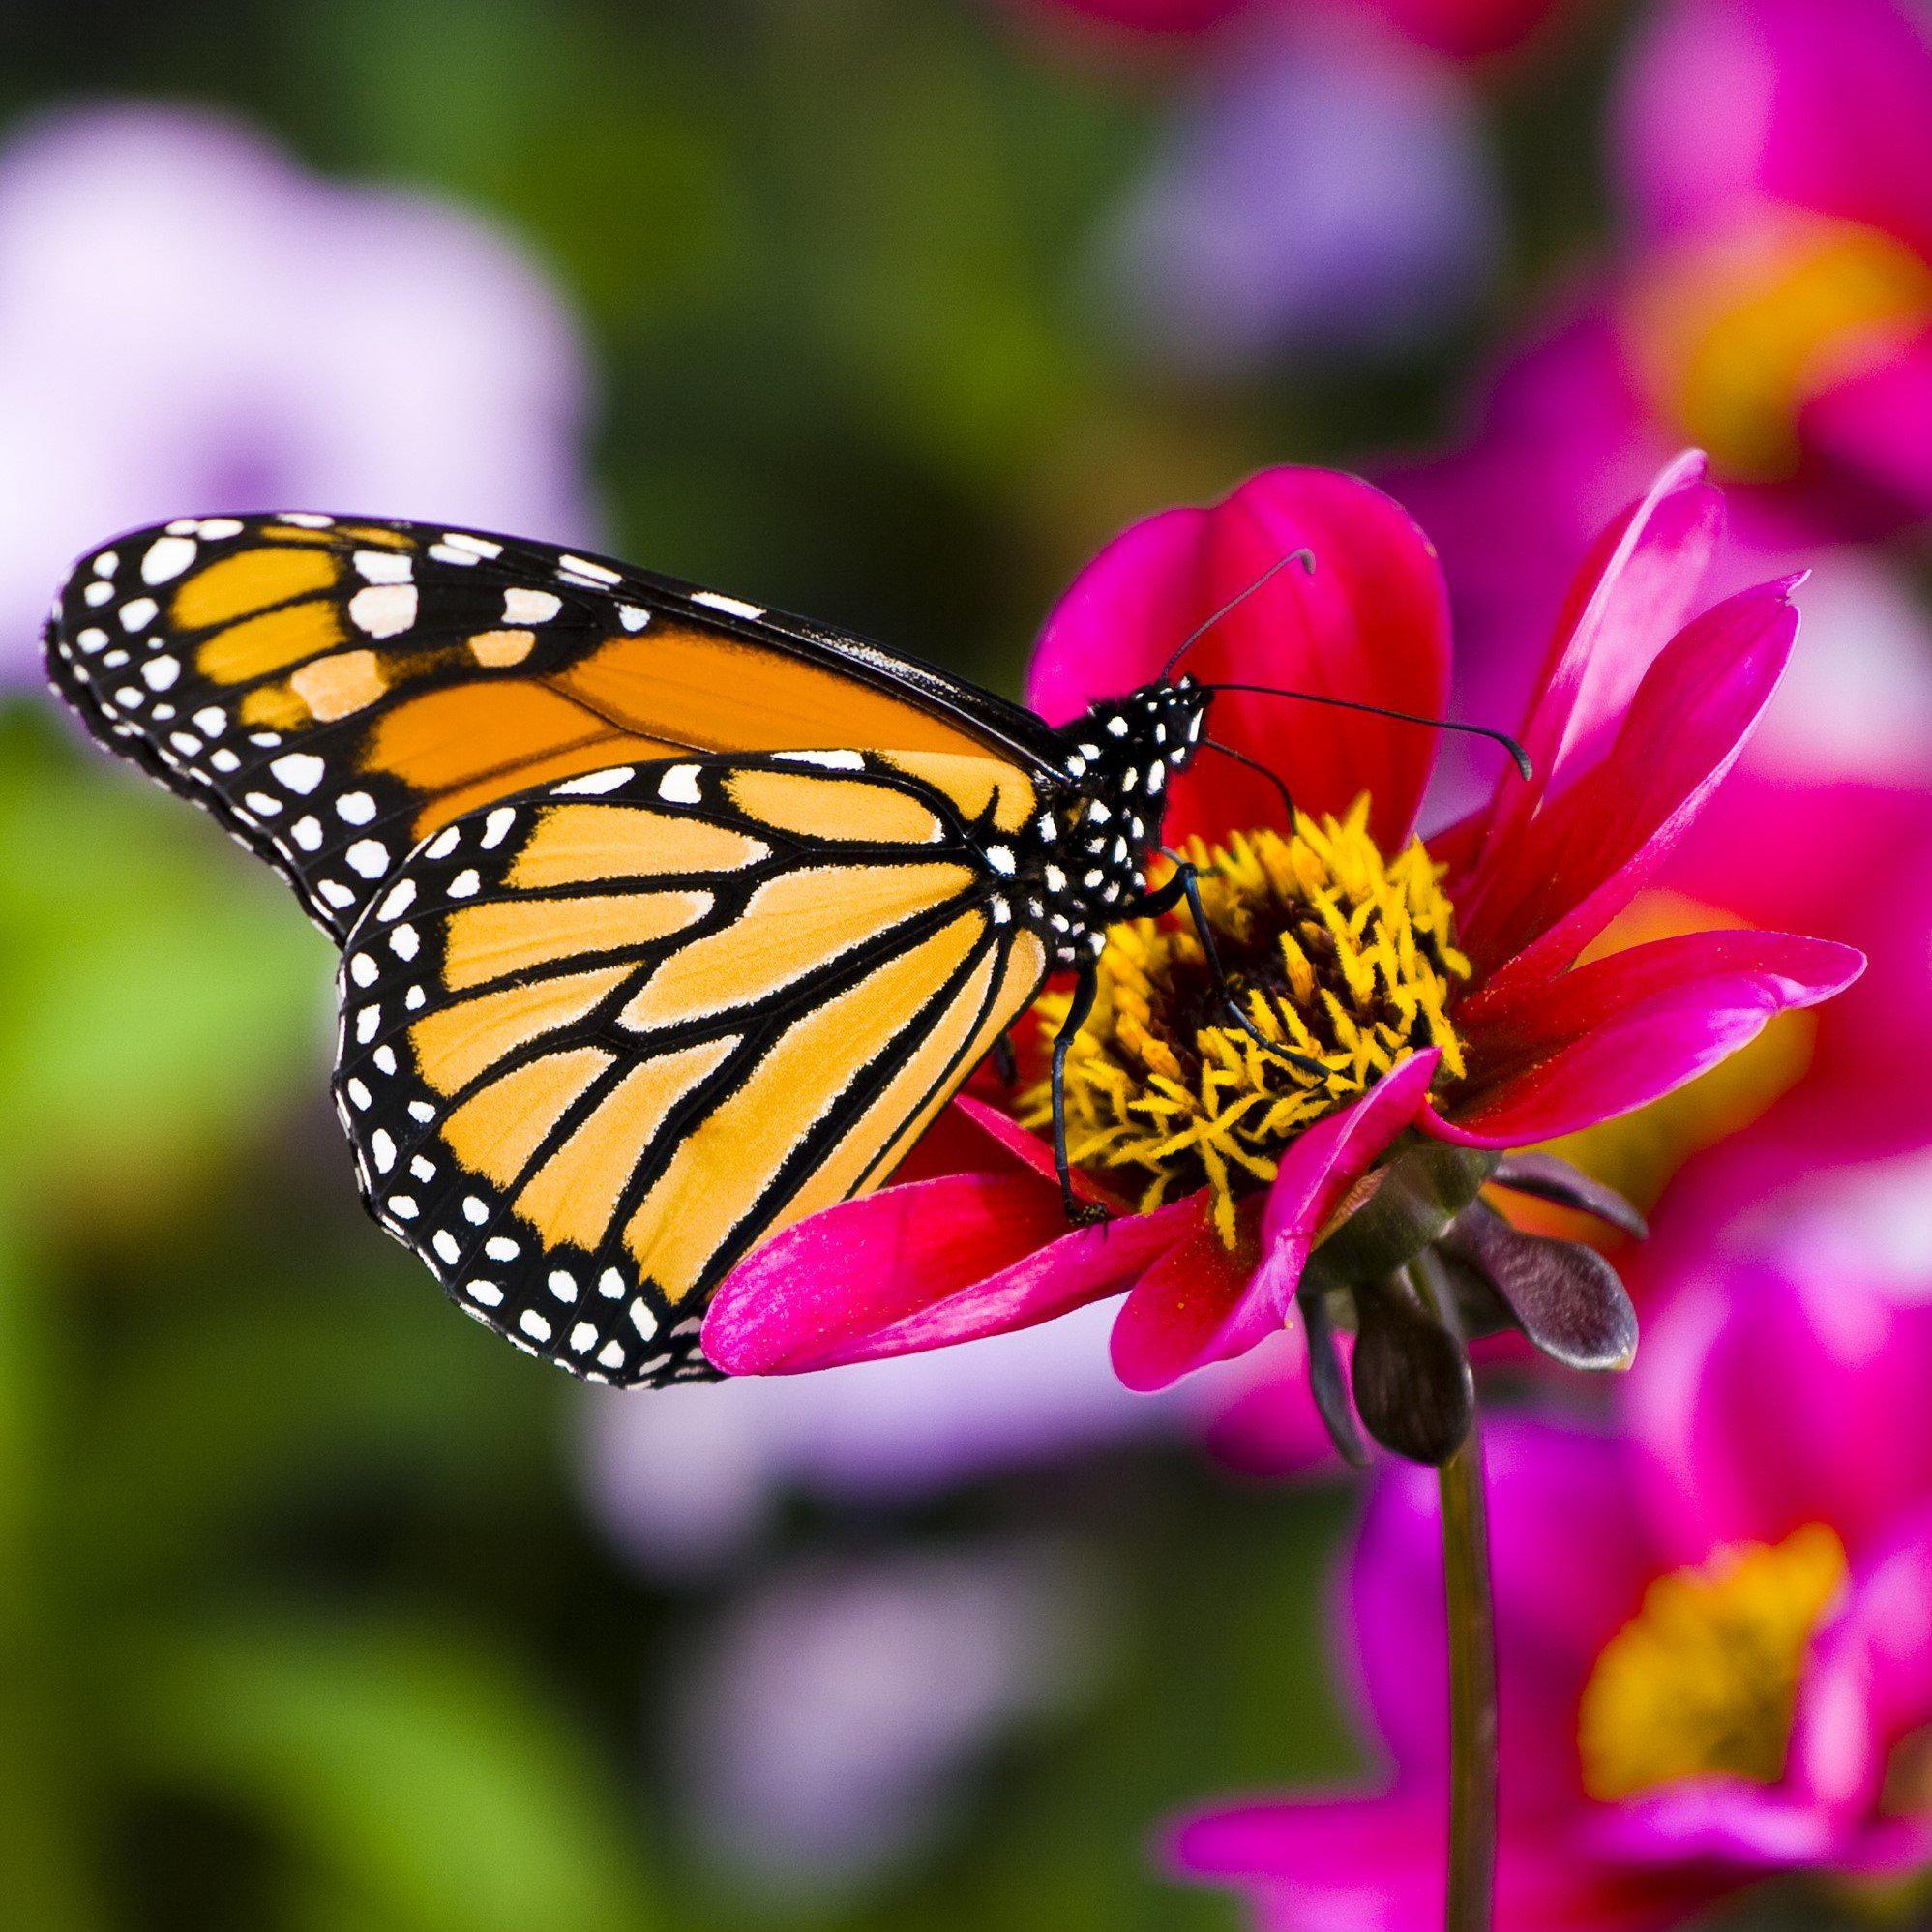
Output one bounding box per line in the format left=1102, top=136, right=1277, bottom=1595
left=1578, top=1524, right=1849, bottom=1803
left=1629, top=211, right=1932, bottom=481
left=1018, top=799, right=1469, bottom=1247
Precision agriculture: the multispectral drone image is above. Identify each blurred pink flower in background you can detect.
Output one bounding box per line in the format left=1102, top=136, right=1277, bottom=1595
left=705, top=456, right=1858, bottom=1423
left=0, top=103, right=596, bottom=682
left=1037, top=0, right=1585, bottom=61
left=1174, top=1210, right=1932, bottom=1929
left=1095, top=11, right=1500, bottom=371
left=671, top=1540, right=1098, bottom=1893
left=1393, top=0, right=1932, bottom=735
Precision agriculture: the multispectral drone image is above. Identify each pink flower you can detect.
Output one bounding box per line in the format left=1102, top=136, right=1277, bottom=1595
left=1210, top=758, right=1932, bottom=1476
left=1392, top=0, right=1932, bottom=703
left=1172, top=1215, right=1932, bottom=1929
left=1034, top=0, right=1583, bottom=62
left=703, top=455, right=1860, bottom=1452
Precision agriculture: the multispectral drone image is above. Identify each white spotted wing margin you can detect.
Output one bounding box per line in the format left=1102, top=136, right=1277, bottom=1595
left=330, top=754, right=1052, bottom=1387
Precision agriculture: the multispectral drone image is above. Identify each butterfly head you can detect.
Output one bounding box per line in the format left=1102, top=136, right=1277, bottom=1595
left=1059, top=674, right=1206, bottom=807
left=1019, top=678, right=1208, bottom=965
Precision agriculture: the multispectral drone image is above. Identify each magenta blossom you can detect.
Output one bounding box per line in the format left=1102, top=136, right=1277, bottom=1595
left=1210, top=758, right=1932, bottom=1475
left=1174, top=1214, right=1932, bottom=1929
left=1392, top=0, right=1932, bottom=712
left=1034, top=0, right=1584, bottom=62
left=703, top=454, right=1859, bottom=1451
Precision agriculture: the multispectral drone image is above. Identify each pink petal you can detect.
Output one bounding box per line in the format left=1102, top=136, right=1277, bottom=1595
left=1107, top=1054, right=1439, bottom=1392
left=1456, top=451, right=1724, bottom=908
left=1648, top=773, right=1932, bottom=1210
left=1204, top=1333, right=1350, bottom=1479
left=1800, top=329, right=1932, bottom=525
left=1038, top=0, right=1248, bottom=34
left=1588, top=1781, right=1838, bottom=1868
left=1618, top=0, right=1932, bottom=260
left=1370, top=0, right=1573, bottom=61
left=1027, top=469, right=1451, bottom=851
left=1174, top=1785, right=1717, bottom=1932
left=1628, top=1247, right=1932, bottom=1569
left=1455, top=579, right=1798, bottom=994
left=1436, top=929, right=1862, bottom=1147
left=1167, top=1791, right=1445, bottom=1932
left=701, top=1174, right=1198, bottom=1376
left=951, top=1094, right=1126, bottom=1206
left=1788, top=1507, right=1932, bottom=1827
left=1383, top=309, right=1667, bottom=810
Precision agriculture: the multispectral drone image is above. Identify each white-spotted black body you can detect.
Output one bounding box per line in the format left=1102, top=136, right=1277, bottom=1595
left=1002, top=674, right=1209, bottom=967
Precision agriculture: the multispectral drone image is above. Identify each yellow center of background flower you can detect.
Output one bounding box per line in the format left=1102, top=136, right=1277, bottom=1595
left=1630, top=211, right=1932, bottom=481
left=1578, top=1524, right=1848, bottom=1802
left=1019, top=800, right=1468, bottom=1247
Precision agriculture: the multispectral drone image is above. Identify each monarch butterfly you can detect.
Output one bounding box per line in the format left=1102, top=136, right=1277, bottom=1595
left=45, top=513, right=1520, bottom=1386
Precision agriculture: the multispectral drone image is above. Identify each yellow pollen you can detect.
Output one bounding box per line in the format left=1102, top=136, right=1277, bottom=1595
left=1630, top=211, right=1932, bottom=481
left=1578, top=1524, right=1849, bottom=1803
left=1018, top=798, right=1468, bottom=1247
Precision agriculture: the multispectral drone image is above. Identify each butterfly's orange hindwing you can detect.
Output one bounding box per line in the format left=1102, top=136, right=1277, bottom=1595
left=331, top=753, right=1050, bottom=1384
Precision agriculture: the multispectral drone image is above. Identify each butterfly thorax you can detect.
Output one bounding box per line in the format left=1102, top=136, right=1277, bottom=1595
left=1003, top=676, right=1207, bottom=967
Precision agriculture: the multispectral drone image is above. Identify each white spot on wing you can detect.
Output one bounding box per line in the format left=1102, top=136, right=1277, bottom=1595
left=504, top=587, right=561, bottom=624
left=691, top=589, right=764, bottom=620
left=272, top=752, right=326, bottom=793
left=657, top=765, right=701, bottom=805
left=348, top=583, right=418, bottom=639
left=140, top=536, right=196, bottom=584
left=553, top=766, right=634, bottom=796
left=775, top=748, right=864, bottom=770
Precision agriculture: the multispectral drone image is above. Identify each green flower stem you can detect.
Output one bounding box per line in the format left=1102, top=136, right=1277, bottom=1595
left=1439, top=1423, right=1498, bottom=1932
left=1407, top=1247, right=1498, bottom=1932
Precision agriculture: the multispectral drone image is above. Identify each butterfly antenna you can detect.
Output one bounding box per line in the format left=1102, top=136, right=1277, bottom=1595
left=1199, top=735, right=1295, bottom=822
left=1208, top=683, right=1533, bottom=781
left=1159, top=549, right=1317, bottom=682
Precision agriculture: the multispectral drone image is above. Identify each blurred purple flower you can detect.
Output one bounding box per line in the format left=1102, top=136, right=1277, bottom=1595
left=671, top=1539, right=1098, bottom=1894
left=1098, top=14, right=1501, bottom=371
left=585, top=1300, right=1195, bottom=1575
left=0, top=103, right=596, bottom=682
left=1174, top=1211, right=1932, bottom=1928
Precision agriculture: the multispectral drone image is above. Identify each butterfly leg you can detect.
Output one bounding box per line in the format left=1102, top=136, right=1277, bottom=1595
left=1051, top=963, right=1111, bottom=1228
left=991, top=1032, right=1018, bottom=1085
left=1154, top=852, right=1328, bottom=1083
